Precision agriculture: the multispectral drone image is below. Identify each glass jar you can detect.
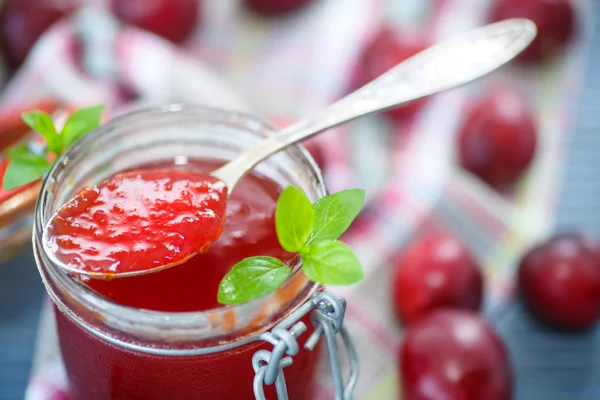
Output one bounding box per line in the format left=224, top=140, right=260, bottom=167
left=32, top=105, right=329, bottom=400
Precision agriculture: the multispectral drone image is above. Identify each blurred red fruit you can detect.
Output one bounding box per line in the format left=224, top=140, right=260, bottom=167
left=244, top=0, right=315, bottom=15
left=0, top=0, right=78, bottom=70
left=352, top=27, right=430, bottom=121
left=489, top=0, right=575, bottom=63
left=393, top=233, right=483, bottom=325
left=457, top=88, right=537, bottom=187
left=111, top=0, right=199, bottom=44
left=400, top=310, right=512, bottom=400
left=518, top=233, right=600, bottom=330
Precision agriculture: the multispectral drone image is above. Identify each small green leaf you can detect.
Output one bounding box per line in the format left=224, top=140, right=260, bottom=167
left=275, top=186, right=315, bottom=252
left=218, top=256, right=291, bottom=304
left=22, top=110, right=61, bottom=154
left=300, top=241, right=363, bottom=285
left=3, top=145, right=51, bottom=191
left=7, top=144, right=31, bottom=160
left=61, top=105, right=104, bottom=149
left=310, top=189, right=365, bottom=244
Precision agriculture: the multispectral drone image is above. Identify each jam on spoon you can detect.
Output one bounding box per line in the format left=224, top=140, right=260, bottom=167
left=44, top=169, right=227, bottom=278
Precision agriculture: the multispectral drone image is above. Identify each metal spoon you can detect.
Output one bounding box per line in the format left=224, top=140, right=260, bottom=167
left=212, top=18, right=537, bottom=193
left=46, top=18, right=536, bottom=279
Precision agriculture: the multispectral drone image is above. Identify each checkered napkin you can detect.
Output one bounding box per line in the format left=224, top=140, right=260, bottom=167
left=0, top=0, right=591, bottom=399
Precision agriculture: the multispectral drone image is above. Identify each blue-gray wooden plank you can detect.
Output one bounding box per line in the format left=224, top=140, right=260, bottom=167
left=0, top=250, right=44, bottom=400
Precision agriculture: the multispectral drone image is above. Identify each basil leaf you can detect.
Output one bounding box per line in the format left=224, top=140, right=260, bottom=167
left=21, top=110, right=61, bottom=155
left=3, top=145, right=51, bottom=191
left=310, top=189, right=365, bottom=244
left=218, top=256, right=291, bottom=304
left=61, top=105, right=104, bottom=149
left=300, top=241, right=363, bottom=285
left=275, top=186, right=315, bottom=252
left=7, top=144, right=34, bottom=161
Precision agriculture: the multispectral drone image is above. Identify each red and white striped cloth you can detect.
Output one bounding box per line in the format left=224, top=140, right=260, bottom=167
left=0, top=0, right=591, bottom=399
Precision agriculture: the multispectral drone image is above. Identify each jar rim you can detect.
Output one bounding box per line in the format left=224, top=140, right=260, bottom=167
left=33, top=104, right=327, bottom=350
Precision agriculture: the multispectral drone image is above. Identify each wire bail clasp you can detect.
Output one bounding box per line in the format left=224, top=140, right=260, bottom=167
left=252, top=291, right=358, bottom=400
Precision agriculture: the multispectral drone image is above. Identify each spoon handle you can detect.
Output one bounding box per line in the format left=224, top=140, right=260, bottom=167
left=212, top=19, right=537, bottom=190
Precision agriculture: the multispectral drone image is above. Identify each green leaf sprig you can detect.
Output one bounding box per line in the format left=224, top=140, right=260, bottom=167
left=2, top=105, right=104, bottom=191
left=218, top=186, right=365, bottom=304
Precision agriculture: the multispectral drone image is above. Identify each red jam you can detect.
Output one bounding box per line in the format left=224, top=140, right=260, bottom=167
left=82, top=163, right=293, bottom=311
left=53, top=161, right=319, bottom=399
left=46, top=170, right=227, bottom=277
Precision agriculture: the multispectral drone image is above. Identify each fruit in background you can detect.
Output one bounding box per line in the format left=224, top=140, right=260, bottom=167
left=244, top=0, right=315, bottom=16
left=489, top=0, right=575, bottom=64
left=110, top=0, right=199, bottom=44
left=0, top=0, right=79, bottom=70
left=400, top=310, right=512, bottom=400
left=393, top=233, right=483, bottom=325
left=351, top=26, right=430, bottom=121
left=518, top=233, right=600, bottom=330
left=457, top=88, right=537, bottom=188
